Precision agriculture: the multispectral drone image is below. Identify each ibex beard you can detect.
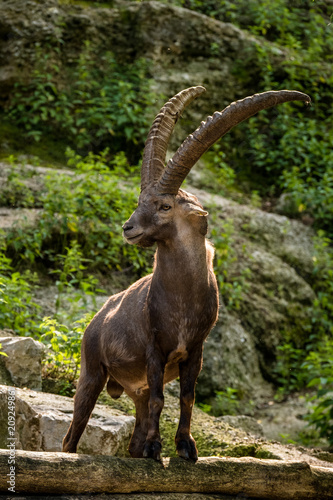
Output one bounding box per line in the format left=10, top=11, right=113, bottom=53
left=62, top=86, right=310, bottom=461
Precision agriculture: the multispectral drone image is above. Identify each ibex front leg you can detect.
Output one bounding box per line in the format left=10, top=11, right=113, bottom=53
left=175, top=346, right=203, bottom=461
left=143, top=345, right=165, bottom=461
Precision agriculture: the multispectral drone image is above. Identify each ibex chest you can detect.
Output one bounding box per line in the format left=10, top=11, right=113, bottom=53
left=148, top=286, right=218, bottom=350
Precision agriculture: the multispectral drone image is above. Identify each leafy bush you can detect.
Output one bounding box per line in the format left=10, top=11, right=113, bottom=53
left=40, top=315, right=93, bottom=383
left=5, top=151, right=151, bottom=276
left=234, top=108, right=333, bottom=237
left=210, top=387, right=240, bottom=417
left=302, top=339, right=333, bottom=446
left=0, top=249, right=41, bottom=337
left=8, top=42, right=155, bottom=160
left=177, top=0, right=333, bottom=60
left=210, top=217, right=251, bottom=310
left=1, top=151, right=154, bottom=384
left=167, top=0, right=333, bottom=238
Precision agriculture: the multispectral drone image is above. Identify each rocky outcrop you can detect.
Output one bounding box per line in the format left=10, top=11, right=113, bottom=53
left=0, top=385, right=135, bottom=455
left=217, top=415, right=264, bottom=437
left=198, top=309, right=272, bottom=400
left=0, top=335, right=44, bottom=391
left=189, top=186, right=315, bottom=399
left=0, top=0, right=269, bottom=149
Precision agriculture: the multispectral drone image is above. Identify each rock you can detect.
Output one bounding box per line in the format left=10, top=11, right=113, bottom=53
left=0, top=336, right=44, bottom=391
left=0, top=0, right=267, bottom=141
left=0, top=385, right=135, bottom=456
left=216, top=415, right=264, bottom=437
left=186, top=186, right=316, bottom=395
left=0, top=207, right=41, bottom=230
left=275, top=192, right=299, bottom=216
left=198, top=309, right=272, bottom=401
left=189, top=186, right=314, bottom=274
left=253, top=394, right=313, bottom=443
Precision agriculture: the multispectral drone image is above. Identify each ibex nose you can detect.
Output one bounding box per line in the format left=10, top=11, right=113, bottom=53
left=122, top=222, right=134, bottom=232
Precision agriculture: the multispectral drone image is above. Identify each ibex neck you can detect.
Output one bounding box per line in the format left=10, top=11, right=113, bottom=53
left=153, top=234, right=213, bottom=292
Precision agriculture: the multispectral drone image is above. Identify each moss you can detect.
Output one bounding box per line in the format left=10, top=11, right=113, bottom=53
left=0, top=361, right=13, bottom=387
left=224, top=443, right=258, bottom=458
left=59, top=0, right=115, bottom=8
left=255, top=447, right=281, bottom=460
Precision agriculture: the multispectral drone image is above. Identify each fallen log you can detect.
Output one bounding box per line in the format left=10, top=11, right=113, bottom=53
left=0, top=449, right=332, bottom=499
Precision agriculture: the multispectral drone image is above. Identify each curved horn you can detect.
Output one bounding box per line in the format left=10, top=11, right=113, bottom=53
left=156, top=90, right=311, bottom=195
left=140, top=86, right=206, bottom=192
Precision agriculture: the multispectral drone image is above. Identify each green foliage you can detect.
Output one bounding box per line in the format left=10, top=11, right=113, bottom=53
left=210, top=218, right=251, bottom=310
left=5, top=151, right=151, bottom=276
left=210, top=388, right=240, bottom=417
left=0, top=151, right=153, bottom=385
left=8, top=42, right=155, bottom=160
left=0, top=241, right=94, bottom=378
left=40, top=314, right=93, bottom=383
left=198, top=144, right=236, bottom=195
left=302, top=339, right=333, bottom=446
left=272, top=233, right=333, bottom=443
left=275, top=233, right=333, bottom=387
left=0, top=157, right=37, bottom=208
left=46, top=242, right=106, bottom=330
left=177, top=0, right=333, bottom=60
left=170, top=0, right=333, bottom=238
left=0, top=249, right=41, bottom=337
left=238, top=110, right=333, bottom=237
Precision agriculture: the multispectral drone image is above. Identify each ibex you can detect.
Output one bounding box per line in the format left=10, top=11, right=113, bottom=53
left=63, top=86, right=310, bottom=461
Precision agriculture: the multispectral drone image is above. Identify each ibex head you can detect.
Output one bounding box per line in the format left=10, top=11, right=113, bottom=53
left=123, top=86, right=310, bottom=247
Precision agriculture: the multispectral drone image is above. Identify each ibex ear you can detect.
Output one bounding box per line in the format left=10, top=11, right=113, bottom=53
left=185, top=203, right=208, bottom=217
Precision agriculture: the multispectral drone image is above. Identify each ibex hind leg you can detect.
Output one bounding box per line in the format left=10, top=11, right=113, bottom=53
left=128, top=389, right=150, bottom=458
left=62, top=365, right=107, bottom=453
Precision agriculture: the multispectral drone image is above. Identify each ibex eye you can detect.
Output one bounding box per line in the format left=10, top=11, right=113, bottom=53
left=160, top=204, right=171, bottom=211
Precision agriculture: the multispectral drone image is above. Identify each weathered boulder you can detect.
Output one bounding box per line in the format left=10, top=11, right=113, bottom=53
left=0, top=0, right=270, bottom=152
left=189, top=185, right=315, bottom=274
left=217, top=415, right=264, bottom=437
left=0, top=385, right=135, bottom=456
left=0, top=206, right=41, bottom=230
left=189, top=186, right=315, bottom=397
left=0, top=336, right=44, bottom=391
left=198, top=309, right=272, bottom=400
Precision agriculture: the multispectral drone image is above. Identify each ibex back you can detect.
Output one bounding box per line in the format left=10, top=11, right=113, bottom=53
left=63, top=86, right=310, bottom=461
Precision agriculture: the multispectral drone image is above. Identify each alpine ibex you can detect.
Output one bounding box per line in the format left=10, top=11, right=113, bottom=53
left=63, top=87, right=310, bottom=461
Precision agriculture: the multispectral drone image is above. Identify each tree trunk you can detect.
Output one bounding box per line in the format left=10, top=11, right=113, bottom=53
left=0, top=449, right=332, bottom=499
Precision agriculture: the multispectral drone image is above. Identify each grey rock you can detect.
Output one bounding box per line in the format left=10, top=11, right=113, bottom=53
left=199, top=310, right=272, bottom=400
left=189, top=186, right=314, bottom=274
left=191, top=186, right=316, bottom=395
left=216, top=415, right=264, bottom=437
left=0, top=0, right=266, bottom=134
left=0, top=207, right=42, bottom=230
left=0, top=385, right=135, bottom=456
left=0, top=336, right=44, bottom=391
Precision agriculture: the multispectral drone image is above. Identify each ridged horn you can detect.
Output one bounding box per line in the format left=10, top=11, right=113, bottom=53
left=156, top=90, right=311, bottom=195
left=140, top=86, right=206, bottom=192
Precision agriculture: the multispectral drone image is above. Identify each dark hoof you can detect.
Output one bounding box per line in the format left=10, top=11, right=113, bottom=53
left=176, top=438, right=198, bottom=462
left=143, top=440, right=162, bottom=461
